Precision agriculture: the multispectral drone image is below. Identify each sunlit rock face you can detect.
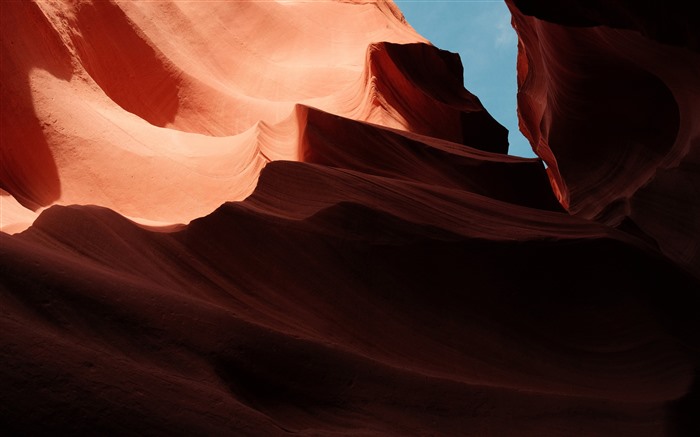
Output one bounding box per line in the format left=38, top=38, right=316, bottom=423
left=508, top=0, right=700, bottom=278
left=1, top=1, right=698, bottom=435
left=1, top=0, right=507, bottom=232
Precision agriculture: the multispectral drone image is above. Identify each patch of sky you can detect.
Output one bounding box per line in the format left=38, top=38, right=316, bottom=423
left=395, top=0, right=535, bottom=157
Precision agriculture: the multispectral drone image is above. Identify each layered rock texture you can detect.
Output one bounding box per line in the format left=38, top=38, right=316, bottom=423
left=1, top=0, right=698, bottom=435
left=508, top=0, right=700, bottom=278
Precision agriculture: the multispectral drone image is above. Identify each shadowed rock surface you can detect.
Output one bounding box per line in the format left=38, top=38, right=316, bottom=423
left=1, top=0, right=698, bottom=435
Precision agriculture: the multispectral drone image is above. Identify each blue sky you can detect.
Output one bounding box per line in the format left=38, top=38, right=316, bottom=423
left=394, top=0, right=534, bottom=157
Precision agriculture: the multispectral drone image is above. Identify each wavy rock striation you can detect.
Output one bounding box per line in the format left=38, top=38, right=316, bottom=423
left=507, top=0, right=700, bottom=278
left=1, top=0, right=699, bottom=435
left=1, top=0, right=504, bottom=230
